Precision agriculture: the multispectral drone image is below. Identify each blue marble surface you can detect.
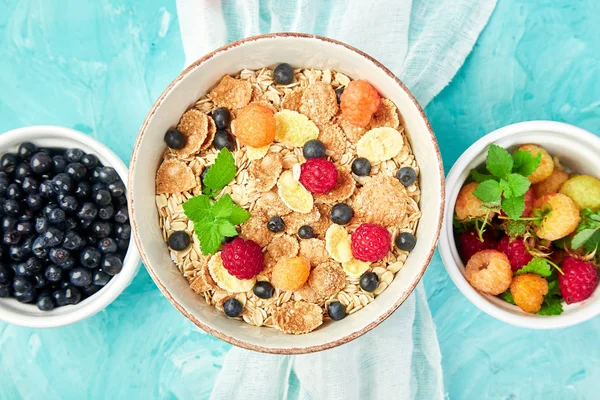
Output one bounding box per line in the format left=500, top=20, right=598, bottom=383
left=0, top=1, right=599, bottom=399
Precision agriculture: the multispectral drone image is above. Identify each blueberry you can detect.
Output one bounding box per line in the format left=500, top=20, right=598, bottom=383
left=52, top=155, right=66, bottom=173
left=92, top=221, right=112, bottom=238
left=335, top=87, right=344, bottom=103
left=3, top=229, right=21, bottom=246
left=200, top=168, right=210, bottom=184
left=35, top=217, right=49, bottom=234
left=303, top=139, right=326, bottom=159
left=15, top=221, right=34, bottom=236
left=273, top=63, right=294, bottom=85
left=101, top=255, right=123, bottom=275
left=37, top=294, right=55, bottom=311
left=15, top=263, right=32, bottom=278
left=114, top=195, right=127, bottom=206
left=44, top=265, right=63, bottom=282
left=39, top=180, right=54, bottom=198
left=65, top=162, right=87, bottom=181
left=396, top=167, right=417, bottom=187
left=77, top=202, right=98, bottom=220
left=52, top=289, right=68, bottom=307
left=69, top=267, right=92, bottom=287
left=327, top=301, right=347, bottom=321
left=221, top=235, right=236, bottom=245
left=115, top=223, right=130, bottom=240
left=43, top=227, right=64, bottom=247
left=80, top=247, right=102, bottom=268
left=107, top=180, right=125, bottom=197
left=0, top=264, right=15, bottom=284
left=14, top=162, right=32, bottom=181
left=18, top=142, right=37, bottom=159
left=212, top=107, right=232, bottom=130
left=92, top=270, right=111, bottom=286
left=59, top=195, right=78, bottom=213
left=48, top=208, right=66, bottom=225
left=213, top=130, right=235, bottom=151
left=98, top=204, right=115, bottom=220
left=80, top=153, right=98, bottom=169
left=330, top=203, right=354, bottom=225
left=94, top=189, right=112, bottom=206
left=359, top=272, right=379, bottom=292
left=14, top=287, right=36, bottom=303
left=43, top=202, right=58, bottom=217
left=22, top=176, right=39, bottom=194
left=9, top=245, right=28, bottom=262
left=164, top=129, right=187, bottom=150
left=2, top=216, right=17, bottom=231
left=116, top=238, right=130, bottom=252
left=13, top=276, right=33, bottom=293
left=168, top=231, right=190, bottom=251
left=114, top=206, right=128, bottom=224
left=253, top=281, right=275, bottom=299
left=51, top=173, right=72, bottom=194
left=4, top=199, right=20, bottom=216
left=267, top=216, right=285, bottom=233
left=97, top=237, right=118, bottom=254
left=91, top=167, right=102, bottom=181
left=395, top=232, right=416, bottom=252
left=7, top=183, right=23, bottom=200
left=64, top=285, right=82, bottom=305
left=30, top=152, right=52, bottom=174
left=19, top=209, right=35, bottom=221
left=81, top=284, right=102, bottom=297
left=49, top=247, right=70, bottom=265
left=26, top=194, right=44, bottom=210
left=32, top=272, right=48, bottom=288
left=63, top=231, right=84, bottom=250
left=0, top=283, right=11, bottom=297
left=98, top=167, right=119, bottom=184
left=74, top=181, right=91, bottom=199
left=298, top=225, right=314, bottom=239
left=61, top=257, right=76, bottom=270
left=223, top=298, right=243, bottom=317
left=1, top=153, right=18, bottom=173
left=24, top=257, right=43, bottom=275
left=62, top=218, right=77, bottom=231
left=351, top=158, right=371, bottom=176
left=32, top=236, right=48, bottom=258
left=65, top=148, right=84, bottom=163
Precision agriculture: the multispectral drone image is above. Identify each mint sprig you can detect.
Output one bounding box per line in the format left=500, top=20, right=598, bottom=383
left=516, top=257, right=563, bottom=277
left=203, top=148, right=236, bottom=196
left=571, top=208, right=600, bottom=253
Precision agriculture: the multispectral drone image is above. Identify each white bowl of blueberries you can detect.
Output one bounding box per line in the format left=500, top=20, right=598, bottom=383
left=0, top=126, right=140, bottom=328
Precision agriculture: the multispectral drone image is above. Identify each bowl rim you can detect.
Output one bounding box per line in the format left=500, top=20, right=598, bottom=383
left=440, top=120, right=600, bottom=329
left=0, top=125, right=141, bottom=328
left=129, top=32, right=445, bottom=353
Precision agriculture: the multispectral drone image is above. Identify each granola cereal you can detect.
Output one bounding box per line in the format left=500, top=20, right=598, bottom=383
left=155, top=65, right=421, bottom=335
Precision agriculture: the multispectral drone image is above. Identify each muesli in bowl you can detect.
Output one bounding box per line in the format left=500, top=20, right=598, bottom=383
left=154, top=64, right=421, bottom=334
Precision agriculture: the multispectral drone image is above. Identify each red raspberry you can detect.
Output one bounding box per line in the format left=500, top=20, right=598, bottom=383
left=497, top=236, right=533, bottom=272
left=221, top=238, right=264, bottom=279
left=351, top=224, right=391, bottom=262
left=458, top=229, right=497, bottom=263
left=299, top=158, right=338, bottom=194
left=558, top=257, right=599, bottom=304
left=500, top=187, right=535, bottom=218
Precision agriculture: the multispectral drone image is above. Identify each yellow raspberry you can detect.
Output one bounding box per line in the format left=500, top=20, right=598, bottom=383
left=533, top=193, right=581, bottom=241
left=271, top=256, right=310, bottom=291
left=559, top=175, right=600, bottom=211
left=510, top=274, right=549, bottom=313
left=234, top=104, right=276, bottom=147
left=518, top=144, right=554, bottom=184
left=455, top=182, right=495, bottom=221
left=465, top=250, right=512, bottom=295
left=533, top=169, right=568, bottom=198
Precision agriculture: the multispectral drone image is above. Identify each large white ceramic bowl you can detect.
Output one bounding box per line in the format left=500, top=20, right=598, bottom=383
left=0, top=126, right=140, bottom=328
left=440, top=121, right=600, bottom=329
left=129, top=33, right=445, bottom=353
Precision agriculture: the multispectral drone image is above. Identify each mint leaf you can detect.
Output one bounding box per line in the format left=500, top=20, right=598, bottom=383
left=500, top=290, right=515, bottom=305
left=507, top=173, right=531, bottom=198
left=571, top=228, right=599, bottom=249
left=228, top=204, right=250, bottom=225
left=183, top=195, right=212, bottom=222
left=486, top=144, right=513, bottom=179
left=513, top=149, right=542, bottom=177
left=212, top=194, right=235, bottom=219
left=499, top=179, right=512, bottom=198
left=506, top=220, right=527, bottom=236
left=501, top=196, right=525, bottom=219
left=194, top=221, right=223, bottom=255
left=217, top=219, right=238, bottom=237
left=470, top=169, right=497, bottom=183
left=203, top=148, right=236, bottom=193
left=473, top=180, right=502, bottom=203
left=547, top=278, right=560, bottom=297
left=583, top=230, right=600, bottom=253
left=516, top=257, right=552, bottom=277
left=538, top=296, right=563, bottom=316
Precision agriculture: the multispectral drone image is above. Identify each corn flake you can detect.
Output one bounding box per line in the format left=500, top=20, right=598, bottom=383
left=273, top=301, right=323, bottom=334
left=368, top=99, right=400, bottom=130
left=299, top=238, right=329, bottom=267
left=156, top=159, right=197, bottom=194
left=267, top=234, right=299, bottom=260
left=209, top=75, right=252, bottom=110
left=248, top=153, right=283, bottom=193
left=299, top=82, right=339, bottom=124
left=353, top=175, right=408, bottom=226
left=318, top=122, right=346, bottom=161
left=313, top=168, right=355, bottom=204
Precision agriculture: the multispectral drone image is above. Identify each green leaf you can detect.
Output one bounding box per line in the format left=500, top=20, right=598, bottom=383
left=512, top=149, right=542, bottom=177
left=547, top=278, right=560, bottom=297
left=501, top=196, right=525, bottom=219
left=506, top=220, right=528, bottom=236
left=194, top=221, right=223, bottom=255
left=499, top=290, right=515, bottom=305
left=571, top=228, right=599, bottom=249
left=499, top=179, right=512, bottom=198
left=217, top=219, right=238, bottom=237
left=183, top=195, right=213, bottom=223
left=470, top=169, right=497, bottom=183
left=228, top=204, right=250, bottom=225
left=583, top=230, right=600, bottom=253
left=203, top=148, right=236, bottom=193
left=516, top=257, right=552, bottom=277
left=507, top=173, right=531, bottom=198
left=537, top=296, right=563, bottom=316
left=212, top=194, right=235, bottom=219
left=486, top=144, right=513, bottom=179
left=473, top=180, right=503, bottom=203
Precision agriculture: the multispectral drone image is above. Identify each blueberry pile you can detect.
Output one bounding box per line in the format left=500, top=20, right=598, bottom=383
left=0, top=143, right=130, bottom=311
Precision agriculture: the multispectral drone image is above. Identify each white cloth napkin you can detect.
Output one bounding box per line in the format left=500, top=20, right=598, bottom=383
left=175, top=1, right=497, bottom=399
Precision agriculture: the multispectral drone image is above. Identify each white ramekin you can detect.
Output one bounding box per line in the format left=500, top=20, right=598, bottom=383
left=440, top=120, right=600, bottom=329
left=129, top=33, right=445, bottom=353
left=0, top=126, right=140, bottom=328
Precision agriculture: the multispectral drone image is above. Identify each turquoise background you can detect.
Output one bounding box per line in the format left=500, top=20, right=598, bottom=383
left=1, top=1, right=599, bottom=399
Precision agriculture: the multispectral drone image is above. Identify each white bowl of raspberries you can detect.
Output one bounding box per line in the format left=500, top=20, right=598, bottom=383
left=440, top=121, right=600, bottom=329
left=0, top=126, right=140, bottom=328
